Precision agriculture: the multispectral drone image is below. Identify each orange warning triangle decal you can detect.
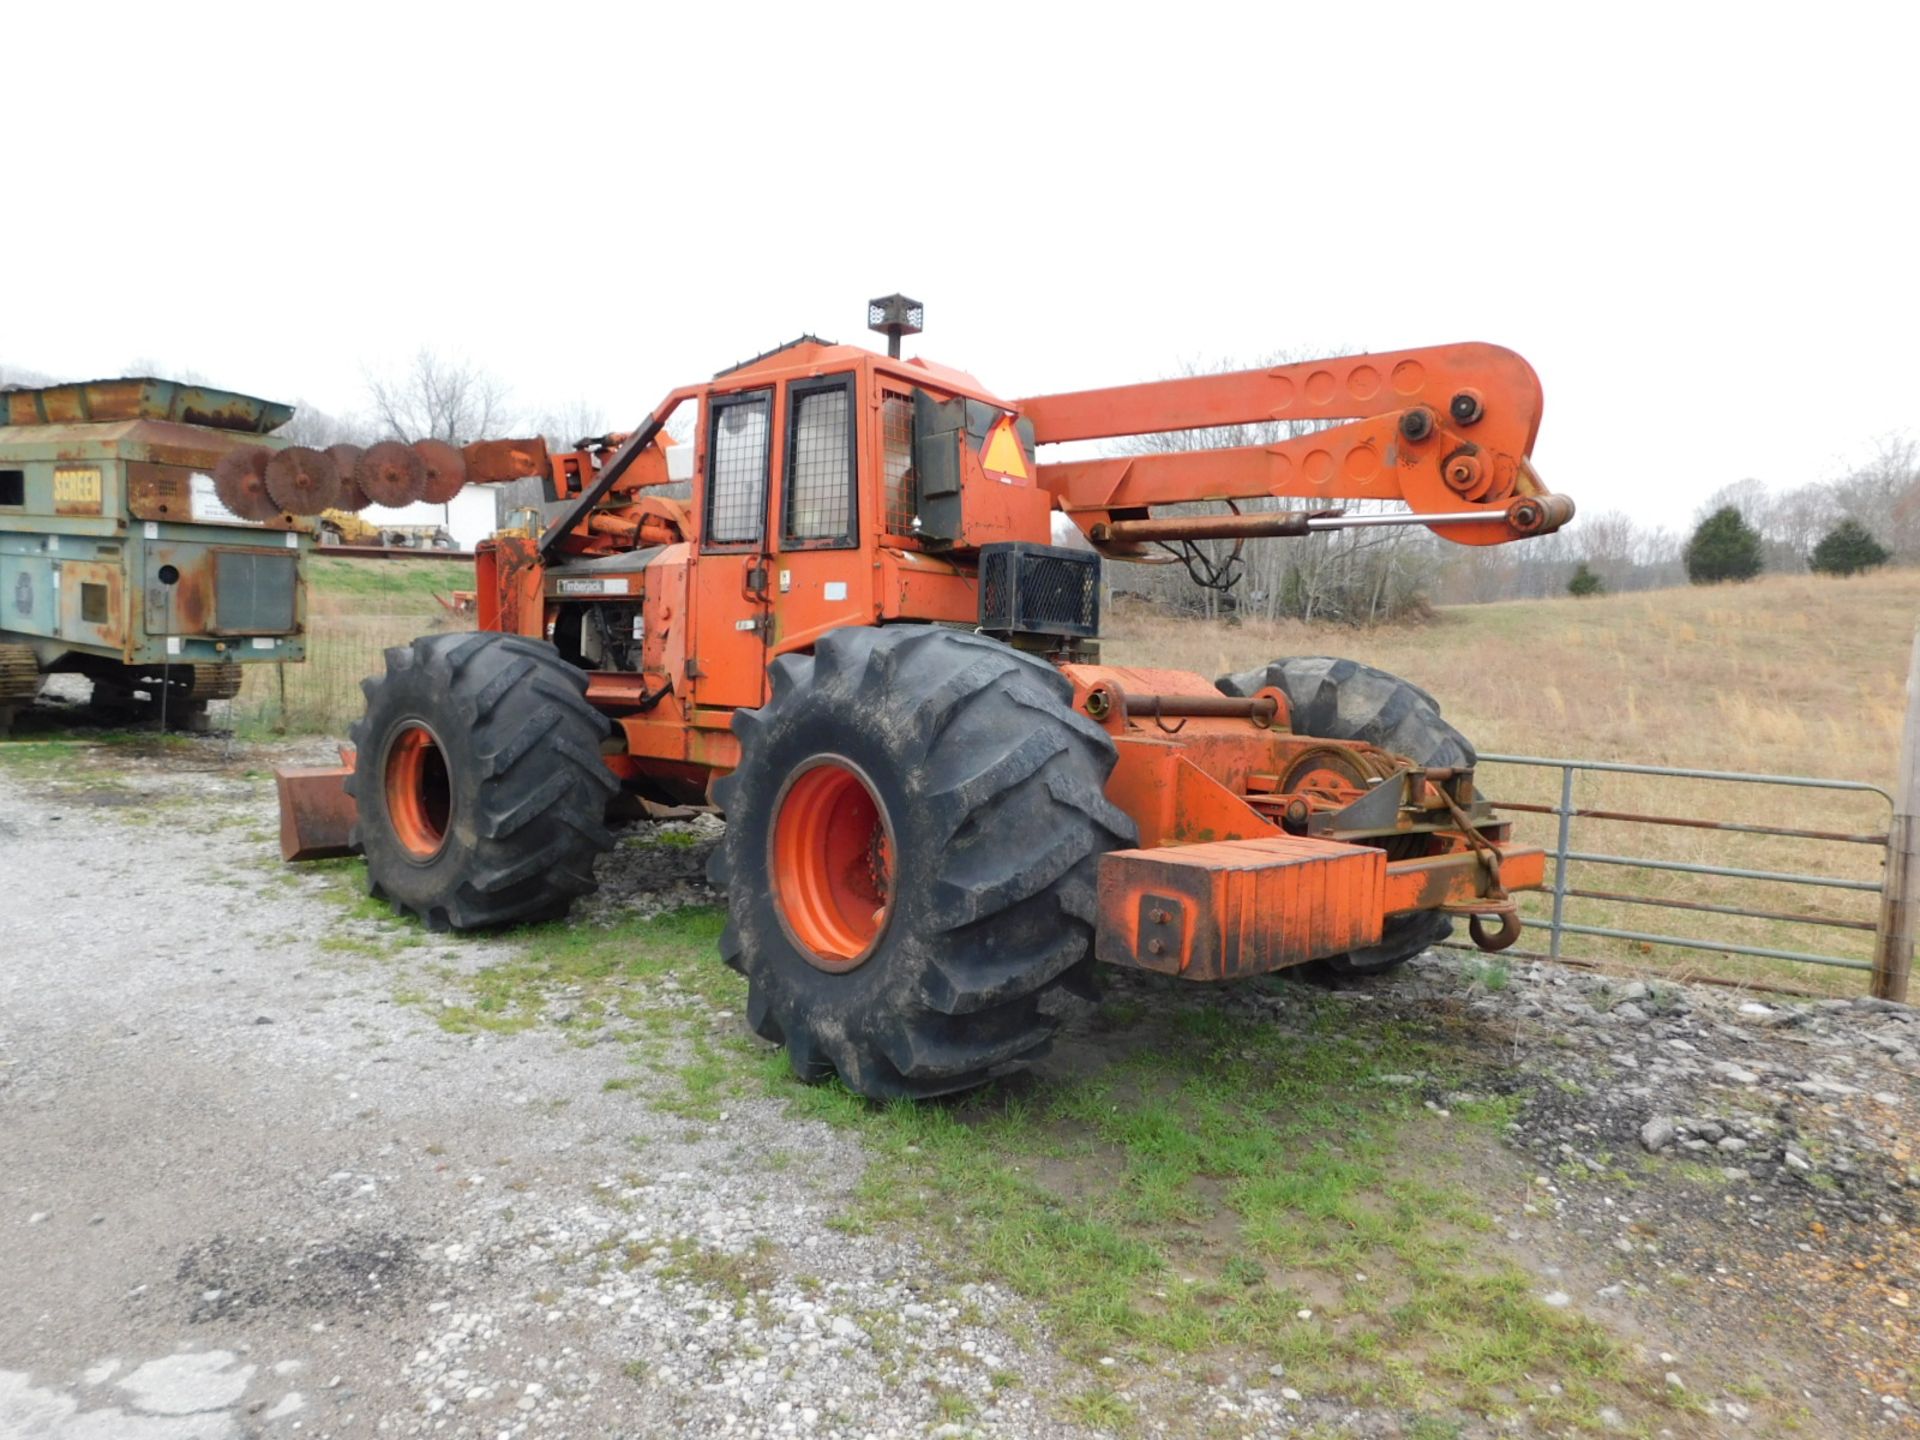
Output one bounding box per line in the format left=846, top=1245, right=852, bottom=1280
left=981, top=417, right=1029, bottom=479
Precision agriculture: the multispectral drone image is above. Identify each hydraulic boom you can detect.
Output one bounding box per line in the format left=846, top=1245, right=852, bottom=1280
left=1021, top=343, right=1564, bottom=551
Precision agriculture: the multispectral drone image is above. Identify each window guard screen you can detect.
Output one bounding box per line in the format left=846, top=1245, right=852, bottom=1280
left=705, top=391, right=771, bottom=546
left=784, top=381, right=854, bottom=544
left=881, top=394, right=914, bottom=535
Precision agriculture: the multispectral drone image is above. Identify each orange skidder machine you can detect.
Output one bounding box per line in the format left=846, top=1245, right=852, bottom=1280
left=280, top=298, right=1573, bottom=1099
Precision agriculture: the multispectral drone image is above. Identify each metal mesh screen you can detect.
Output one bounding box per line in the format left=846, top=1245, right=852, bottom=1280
left=882, top=394, right=915, bottom=534
left=978, top=544, right=1100, bottom=637
left=980, top=552, right=1010, bottom=626
left=784, top=386, right=851, bottom=542
left=706, top=393, right=770, bottom=545
left=212, top=548, right=298, bottom=633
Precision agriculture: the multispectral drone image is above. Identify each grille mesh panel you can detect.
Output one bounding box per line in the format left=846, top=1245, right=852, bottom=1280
left=784, top=386, right=851, bottom=542
left=882, top=394, right=914, bottom=535
left=706, top=394, right=770, bottom=545
left=978, top=543, right=1100, bottom=637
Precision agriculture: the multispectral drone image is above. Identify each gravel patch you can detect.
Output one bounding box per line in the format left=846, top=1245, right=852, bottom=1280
left=4, top=733, right=1917, bottom=1437
left=0, top=745, right=1091, bottom=1439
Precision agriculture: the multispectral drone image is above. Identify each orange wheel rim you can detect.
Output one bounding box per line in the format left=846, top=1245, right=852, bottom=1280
left=770, top=757, right=894, bottom=972
left=385, top=722, right=452, bottom=861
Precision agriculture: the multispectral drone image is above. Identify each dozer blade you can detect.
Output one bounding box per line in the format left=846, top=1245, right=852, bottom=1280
left=275, top=763, right=357, bottom=861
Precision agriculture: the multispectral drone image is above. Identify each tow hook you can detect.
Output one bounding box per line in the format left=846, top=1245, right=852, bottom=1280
left=1467, top=906, right=1522, bottom=952
left=1433, top=786, right=1523, bottom=953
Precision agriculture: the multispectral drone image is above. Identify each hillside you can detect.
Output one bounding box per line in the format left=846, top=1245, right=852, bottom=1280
left=305, top=553, right=478, bottom=617
left=1109, top=568, right=1915, bottom=786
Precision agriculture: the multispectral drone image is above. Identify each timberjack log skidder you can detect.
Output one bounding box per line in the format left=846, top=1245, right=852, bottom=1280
left=278, top=297, right=1573, bottom=1100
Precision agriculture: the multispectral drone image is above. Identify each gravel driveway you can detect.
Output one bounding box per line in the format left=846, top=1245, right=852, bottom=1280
left=0, top=742, right=1084, bottom=1440
left=3, top=732, right=1918, bottom=1439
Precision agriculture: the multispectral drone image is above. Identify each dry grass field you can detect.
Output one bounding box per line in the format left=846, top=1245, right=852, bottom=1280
left=1108, top=569, right=1918, bottom=995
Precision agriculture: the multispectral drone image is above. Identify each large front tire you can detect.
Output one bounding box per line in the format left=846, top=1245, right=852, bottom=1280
left=347, top=632, right=618, bottom=930
left=710, top=626, right=1136, bottom=1100
left=1219, top=656, right=1475, bottom=977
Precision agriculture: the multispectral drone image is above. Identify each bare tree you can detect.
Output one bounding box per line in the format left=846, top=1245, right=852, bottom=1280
left=532, top=399, right=610, bottom=451
left=366, top=350, right=512, bottom=444
left=277, top=402, right=376, bottom=450
left=122, top=357, right=213, bottom=385
left=0, top=362, right=59, bottom=391
left=1579, top=509, right=1641, bottom=588
left=1102, top=350, right=1447, bottom=624
left=1832, top=433, right=1920, bottom=559
left=1696, top=478, right=1770, bottom=525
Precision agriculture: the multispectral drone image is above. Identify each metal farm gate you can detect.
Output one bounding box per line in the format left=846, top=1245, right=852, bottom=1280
left=1443, top=634, right=1919, bottom=1000
left=1453, top=753, right=1907, bottom=999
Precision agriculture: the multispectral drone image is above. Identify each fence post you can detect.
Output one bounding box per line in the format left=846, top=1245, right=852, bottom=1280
left=1873, top=628, right=1920, bottom=1002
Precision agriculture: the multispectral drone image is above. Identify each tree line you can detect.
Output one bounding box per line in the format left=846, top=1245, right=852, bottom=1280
left=0, top=353, right=603, bottom=454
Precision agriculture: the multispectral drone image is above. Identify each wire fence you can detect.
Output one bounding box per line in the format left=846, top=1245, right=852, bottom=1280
left=223, top=610, right=475, bottom=737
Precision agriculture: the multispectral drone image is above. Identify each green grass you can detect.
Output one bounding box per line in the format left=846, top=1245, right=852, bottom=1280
left=294, top=857, right=1676, bottom=1431
left=932, top=1389, right=976, bottom=1422
left=658, top=1236, right=777, bottom=1303
left=1467, top=959, right=1511, bottom=992
left=433, top=907, right=737, bottom=1036
left=1063, top=1385, right=1134, bottom=1430
left=752, top=985, right=1667, bottom=1427
left=0, top=730, right=190, bottom=775
left=633, top=829, right=702, bottom=849
left=307, top=554, right=476, bottom=608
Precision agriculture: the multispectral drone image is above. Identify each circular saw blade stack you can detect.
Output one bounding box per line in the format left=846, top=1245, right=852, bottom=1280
left=209, top=439, right=478, bottom=519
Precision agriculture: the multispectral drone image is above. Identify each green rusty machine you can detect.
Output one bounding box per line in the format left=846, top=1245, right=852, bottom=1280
left=0, top=377, right=310, bottom=732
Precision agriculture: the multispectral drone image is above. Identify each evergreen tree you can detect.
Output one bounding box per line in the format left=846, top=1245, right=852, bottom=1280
left=1684, top=506, right=1764, bottom=584
left=1809, top=519, right=1892, bottom=577
left=1567, top=562, right=1605, bottom=597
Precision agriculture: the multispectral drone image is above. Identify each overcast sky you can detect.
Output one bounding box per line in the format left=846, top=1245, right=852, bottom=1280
left=8, top=4, right=1913, bottom=531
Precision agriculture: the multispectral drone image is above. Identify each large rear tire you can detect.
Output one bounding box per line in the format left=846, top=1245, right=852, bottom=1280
left=1218, top=656, right=1475, bottom=977
left=710, top=626, right=1136, bottom=1100
left=347, top=632, right=618, bottom=930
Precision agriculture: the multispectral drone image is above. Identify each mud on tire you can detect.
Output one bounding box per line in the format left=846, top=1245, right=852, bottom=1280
left=347, top=632, right=617, bottom=930
left=1218, top=656, right=1475, bottom=976
left=710, top=625, right=1137, bottom=1100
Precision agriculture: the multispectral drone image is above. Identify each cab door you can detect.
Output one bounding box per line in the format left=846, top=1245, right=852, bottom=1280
left=689, top=388, right=775, bottom=710
left=770, top=373, right=868, bottom=651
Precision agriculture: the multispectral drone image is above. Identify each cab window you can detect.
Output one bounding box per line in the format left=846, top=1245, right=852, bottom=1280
left=704, top=390, right=771, bottom=547
left=782, top=377, right=855, bottom=546
left=880, top=393, right=914, bottom=535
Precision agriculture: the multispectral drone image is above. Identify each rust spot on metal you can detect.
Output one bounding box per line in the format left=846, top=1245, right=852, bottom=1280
left=1493, top=800, right=1887, bottom=847
left=355, top=442, right=426, bottom=506
left=414, top=439, right=468, bottom=504
left=0, top=379, right=293, bottom=434
left=326, top=446, right=370, bottom=509
left=214, top=447, right=282, bottom=522
left=264, top=446, right=341, bottom=515
left=462, top=437, right=549, bottom=486
left=275, top=765, right=358, bottom=860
